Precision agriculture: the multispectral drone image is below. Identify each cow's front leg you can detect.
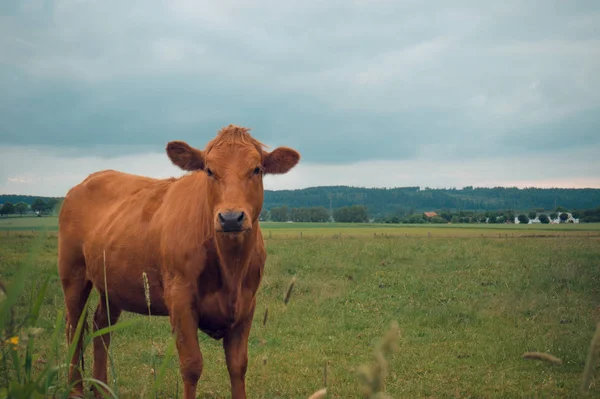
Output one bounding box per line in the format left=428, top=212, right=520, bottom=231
left=223, top=306, right=255, bottom=399
left=168, top=287, right=203, bottom=399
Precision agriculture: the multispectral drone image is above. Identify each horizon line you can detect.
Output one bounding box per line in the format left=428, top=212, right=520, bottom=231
left=2, top=184, right=600, bottom=198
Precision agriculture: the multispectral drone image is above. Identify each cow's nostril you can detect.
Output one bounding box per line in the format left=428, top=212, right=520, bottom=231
left=218, top=211, right=245, bottom=232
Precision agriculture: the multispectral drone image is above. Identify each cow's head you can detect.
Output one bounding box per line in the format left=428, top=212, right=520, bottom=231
left=166, top=125, right=299, bottom=235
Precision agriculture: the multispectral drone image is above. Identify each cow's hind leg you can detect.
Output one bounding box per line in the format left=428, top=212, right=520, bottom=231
left=91, top=296, right=122, bottom=398
left=59, top=256, right=93, bottom=398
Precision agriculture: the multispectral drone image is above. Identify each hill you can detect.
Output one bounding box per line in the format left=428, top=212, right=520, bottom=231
left=2, top=186, right=600, bottom=218
left=0, top=194, right=63, bottom=206
left=263, top=186, right=600, bottom=217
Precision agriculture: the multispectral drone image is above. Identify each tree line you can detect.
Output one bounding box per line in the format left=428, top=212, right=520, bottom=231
left=263, top=205, right=368, bottom=223
left=262, top=186, right=600, bottom=217
left=266, top=206, right=331, bottom=222
left=0, top=198, right=62, bottom=217
left=259, top=205, right=600, bottom=224
left=4, top=186, right=600, bottom=218
left=2, top=192, right=599, bottom=224
left=376, top=205, right=600, bottom=224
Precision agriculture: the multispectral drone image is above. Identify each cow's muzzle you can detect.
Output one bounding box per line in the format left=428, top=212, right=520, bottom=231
left=218, top=211, right=246, bottom=233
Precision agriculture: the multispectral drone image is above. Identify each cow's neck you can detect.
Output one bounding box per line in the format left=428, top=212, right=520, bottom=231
left=214, top=226, right=257, bottom=320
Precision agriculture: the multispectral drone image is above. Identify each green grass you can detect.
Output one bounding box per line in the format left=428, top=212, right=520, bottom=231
left=2, top=216, right=599, bottom=236
left=1, top=228, right=600, bottom=397
left=0, top=216, right=59, bottom=231
left=260, top=224, right=600, bottom=240
left=260, top=221, right=600, bottom=231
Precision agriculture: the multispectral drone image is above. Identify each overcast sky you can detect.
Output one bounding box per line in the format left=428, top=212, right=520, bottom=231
left=1, top=0, right=599, bottom=196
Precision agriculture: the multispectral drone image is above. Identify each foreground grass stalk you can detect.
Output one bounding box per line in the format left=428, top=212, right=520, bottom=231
left=308, top=388, right=327, bottom=399
left=142, top=272, right=151, bottom=317
left=142, top=271, right=159, bottom=399
left=283, top=276, right=296, bottom=305
left=522, top=352, right=562, bottom=365
left=103, top=249, right=119, bottom=395
left=581, top=322, right=600, bottom=393
left=357, top=321, right=400, bottom=399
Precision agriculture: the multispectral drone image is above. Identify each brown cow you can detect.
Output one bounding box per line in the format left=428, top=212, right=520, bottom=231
left=58, top=125, right=300, bottom=398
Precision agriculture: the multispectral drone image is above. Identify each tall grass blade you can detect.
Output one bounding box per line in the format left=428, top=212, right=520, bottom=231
left=102, top=249, right=119, bottom=393
left=87, top=377, right=118, bottom=399
left=27, top=275, right=50, bottom=326
left=86, top=319, right=142, bottom=342
left=0, top=232, right=44, bottom=333
left=149, top=336, right=176, bottom=397
left=8, top=346, right=21, bottom=384
left=33, top=311, right=64, bottom=391
left=62, top=293, right=93, bottom=398
left=24, top=335, right=34, bottom=381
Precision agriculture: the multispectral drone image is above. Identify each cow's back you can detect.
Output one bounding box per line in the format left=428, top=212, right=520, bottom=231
left=59, top=170, right=163, bottom=242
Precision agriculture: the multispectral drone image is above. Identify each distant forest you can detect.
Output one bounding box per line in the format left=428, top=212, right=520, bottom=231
left=2, top=186, right=600, bottom=218
left=261, top=186, right=600, bottom=217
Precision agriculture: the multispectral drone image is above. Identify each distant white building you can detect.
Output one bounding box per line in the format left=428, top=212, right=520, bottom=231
left=562, top=212, right=579, bottom=224
left=515, top=212, right=579, bottom=224
left=549, top=212, right=579, bottom=224
left=505, top=212, right=580, bottom=224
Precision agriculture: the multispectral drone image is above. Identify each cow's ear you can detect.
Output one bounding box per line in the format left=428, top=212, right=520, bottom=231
left=263, top=147, right=300, bottom=174
left=166, top=141, right=205, bottom=171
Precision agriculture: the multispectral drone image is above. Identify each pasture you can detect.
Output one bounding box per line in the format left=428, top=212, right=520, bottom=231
left=1, top=220, right=600, bottom=397
left=0, top=216, right=60, bottom=232
left=2, top=216, right=600, bottom=236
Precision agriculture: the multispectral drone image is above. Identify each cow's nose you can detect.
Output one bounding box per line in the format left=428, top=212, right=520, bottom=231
left=218, top=211, right=245, bottom=232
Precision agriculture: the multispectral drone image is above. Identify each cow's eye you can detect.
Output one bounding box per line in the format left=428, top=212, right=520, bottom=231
left=206, top=168, right=214, bottom=177
left=253, top=167, right=262, bottom=175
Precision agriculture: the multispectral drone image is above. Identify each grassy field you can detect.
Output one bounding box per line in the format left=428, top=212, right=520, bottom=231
left=1, top=222, right=600, bottom=397
left=2, top=216, right=600, bottom=236
left=0, top=216, right=60, bottom=231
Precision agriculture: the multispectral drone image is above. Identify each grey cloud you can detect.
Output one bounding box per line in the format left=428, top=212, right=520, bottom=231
left=0, top=0, right=599, bottom=166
